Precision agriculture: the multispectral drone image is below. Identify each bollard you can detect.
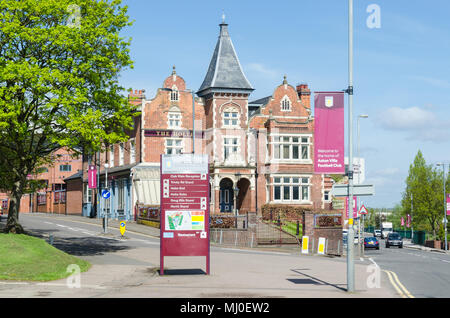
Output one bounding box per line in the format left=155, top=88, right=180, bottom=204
left=49, top=234, right=54, bottom=246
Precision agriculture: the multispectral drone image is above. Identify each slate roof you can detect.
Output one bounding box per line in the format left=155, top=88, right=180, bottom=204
left=197, top=23, right=253, bottom=96
left=249, top=96, right=271, bottom=106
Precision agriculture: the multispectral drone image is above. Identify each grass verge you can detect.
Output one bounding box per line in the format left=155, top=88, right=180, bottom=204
left=0, top=233, right=91, bottom=281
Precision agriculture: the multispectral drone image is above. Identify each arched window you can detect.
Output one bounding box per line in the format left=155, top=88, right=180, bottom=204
left=281, top=96, right=291, bottom=111
left=170, top=85, right=179, bottom=102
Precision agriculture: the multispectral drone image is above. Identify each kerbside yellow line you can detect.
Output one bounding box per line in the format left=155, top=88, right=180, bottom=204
left=389, top=270, right=415, bottom=298
left=384, top=270, right=414, bottom=298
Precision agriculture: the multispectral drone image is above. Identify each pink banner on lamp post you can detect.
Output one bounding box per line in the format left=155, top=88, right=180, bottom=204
left=314, top=92, right=345, bottom=174
left=447, top=194, right=450, bottom=216
left=88, top=165, right=97, bottom=189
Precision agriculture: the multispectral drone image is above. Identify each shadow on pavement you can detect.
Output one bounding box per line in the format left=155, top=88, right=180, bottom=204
left=27, top=229, right=132, bottom=256
left=291, top=269, right=347, bottom=292
left=158, top=269, right=206, bottom=276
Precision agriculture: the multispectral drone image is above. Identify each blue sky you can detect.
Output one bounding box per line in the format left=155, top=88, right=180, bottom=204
left=119, top=0, right=450, bottom=208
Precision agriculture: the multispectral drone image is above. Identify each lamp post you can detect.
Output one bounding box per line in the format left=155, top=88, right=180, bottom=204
left=437, top=163, right=448, bottom=251
left=346, top=0, right=355, bottom=293
left=104, top=163, right=109, bottom=233
left=161, top=86, right=196, bottom=154
left=357, top=114, right=368, bottom=257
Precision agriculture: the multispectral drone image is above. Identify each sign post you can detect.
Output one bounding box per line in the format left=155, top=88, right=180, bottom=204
left=160, top=154, right=210, bottom=275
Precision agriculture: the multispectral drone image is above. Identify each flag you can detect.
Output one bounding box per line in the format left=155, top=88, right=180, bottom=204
left=401, top=217, right=404, bottom=226
left=314, top=92, right=345, bottom=174
left=406, top=214, right=411, bottom=228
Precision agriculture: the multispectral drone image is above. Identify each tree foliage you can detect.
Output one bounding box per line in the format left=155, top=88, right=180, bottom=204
left=0, top=0, right=136, bottom=233
left=401, top=150, right=448, bottom=239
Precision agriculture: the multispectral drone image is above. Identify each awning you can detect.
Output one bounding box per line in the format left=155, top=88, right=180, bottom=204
left=131, top=164, right=160, bottom=206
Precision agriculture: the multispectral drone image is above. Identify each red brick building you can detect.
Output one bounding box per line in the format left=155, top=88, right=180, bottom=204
left=0, top=148, right=82, bottom=215
left=65, top=20, right=335, bottom=220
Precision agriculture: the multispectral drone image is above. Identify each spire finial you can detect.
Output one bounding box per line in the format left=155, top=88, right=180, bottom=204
left=222, top=10, right=226, bottom=24
left=172, top=65, right=176, bottom=75
left=283, top=75, right=287, bottom=85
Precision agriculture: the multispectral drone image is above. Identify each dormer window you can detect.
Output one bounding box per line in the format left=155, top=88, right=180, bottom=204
left=281, top=96, right=291, bottom=111
left=170, top=85, right=179, bottom=102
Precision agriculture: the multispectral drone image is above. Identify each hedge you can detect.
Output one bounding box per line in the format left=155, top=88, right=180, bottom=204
left=261, top=204, right=312, bottom=221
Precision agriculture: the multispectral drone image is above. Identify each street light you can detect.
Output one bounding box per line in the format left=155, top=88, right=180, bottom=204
left=160, top=85, right=196, bottom=154
left=104, top=163, right=109, bottom=233
left=437, top=163, right=448, bottom=251
left=346, top=0, right=355, bottom=293
left=357, top=114, right=368, bottom=257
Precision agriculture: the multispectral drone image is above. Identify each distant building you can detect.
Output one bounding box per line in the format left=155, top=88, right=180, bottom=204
left=0, top=148, right=82, bottom=215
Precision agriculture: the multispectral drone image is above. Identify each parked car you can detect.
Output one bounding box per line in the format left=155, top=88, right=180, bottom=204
left=386, top=232, right=403, bottom=248
left=373, top=229, right=382, bottom=237
left=364, top=237, right=380, bottom=250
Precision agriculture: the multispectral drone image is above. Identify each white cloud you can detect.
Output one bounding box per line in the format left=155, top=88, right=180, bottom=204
left=377, top=106, right=450, bottom=143
left=246, top=63, right=279, bottom=79
left=409, top=76, right=450, bottom=90
left=379, top=106, right=436, bottom=130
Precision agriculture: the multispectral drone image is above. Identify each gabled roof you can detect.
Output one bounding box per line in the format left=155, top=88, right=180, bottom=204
left=197, top=23, right=253, bottom=97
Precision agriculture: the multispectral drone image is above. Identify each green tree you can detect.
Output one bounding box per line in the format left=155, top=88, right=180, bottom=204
left=401, top=150, right=443, bottom=238
left=0, top=0, right=136, bottom=233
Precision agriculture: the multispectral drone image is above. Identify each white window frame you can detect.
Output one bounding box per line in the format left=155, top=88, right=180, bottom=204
left=130, top=139, right=136, bottom=164
left=170, top=85, right=179, bottom=102
left=109, top=145, right=114, bottom=167
left=119, top=143, right=124, bottom=166
left=59, top=164, right=72, bottom=172
left=271, top=134, right=312, bottom=163
left=271, top=175, right=311, bottom=204
left=281, top=95, right=291, bottom=112
left=167, top=112, right=182, bottom=129
left=165, top=138, right=184, bottom=155
left=223, top=136, right=240, bottom=161
left=85, top=183, right=93, bottom=203
left=222, top=108, right=240, bottom=128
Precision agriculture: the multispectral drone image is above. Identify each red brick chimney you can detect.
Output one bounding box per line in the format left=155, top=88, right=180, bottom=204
left=128, top=89, right=146, bottom=106
left=296, top=83, right=311, bottom=108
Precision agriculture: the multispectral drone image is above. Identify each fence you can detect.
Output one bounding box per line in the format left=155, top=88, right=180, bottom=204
left=256, top=217, right=301, bottom=245
left=210, top=229, right=257, bottom=248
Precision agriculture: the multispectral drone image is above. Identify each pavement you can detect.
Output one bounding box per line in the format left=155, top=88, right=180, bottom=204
left=0, top=213, right=402, bottom=298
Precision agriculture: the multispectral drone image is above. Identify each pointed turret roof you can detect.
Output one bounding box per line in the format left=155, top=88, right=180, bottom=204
left=197, top=22, right=253, bottom=97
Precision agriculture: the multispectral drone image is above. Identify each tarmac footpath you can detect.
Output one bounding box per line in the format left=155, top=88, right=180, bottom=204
left=0, top=213, right=398, bottom=298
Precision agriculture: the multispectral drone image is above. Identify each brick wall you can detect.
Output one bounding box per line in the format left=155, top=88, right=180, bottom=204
left=66, top=179, right=82, bottom=215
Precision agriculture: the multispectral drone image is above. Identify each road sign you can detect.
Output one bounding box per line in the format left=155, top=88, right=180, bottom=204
left=101, top=189, right=110, bottom=199
left=359, top=204, right=368, bottom=215
left=119, top=221, right=126, bottom=236
left=331, top=184, right=375, bottom=197
left=160, top=154, right=210, bottom=275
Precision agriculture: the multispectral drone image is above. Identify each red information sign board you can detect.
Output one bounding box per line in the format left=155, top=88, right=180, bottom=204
left=160, top=154, right=210, bottom=275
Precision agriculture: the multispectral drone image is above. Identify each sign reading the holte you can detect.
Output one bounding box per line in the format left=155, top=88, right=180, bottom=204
left=160, top=154, right=210, bottom=276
